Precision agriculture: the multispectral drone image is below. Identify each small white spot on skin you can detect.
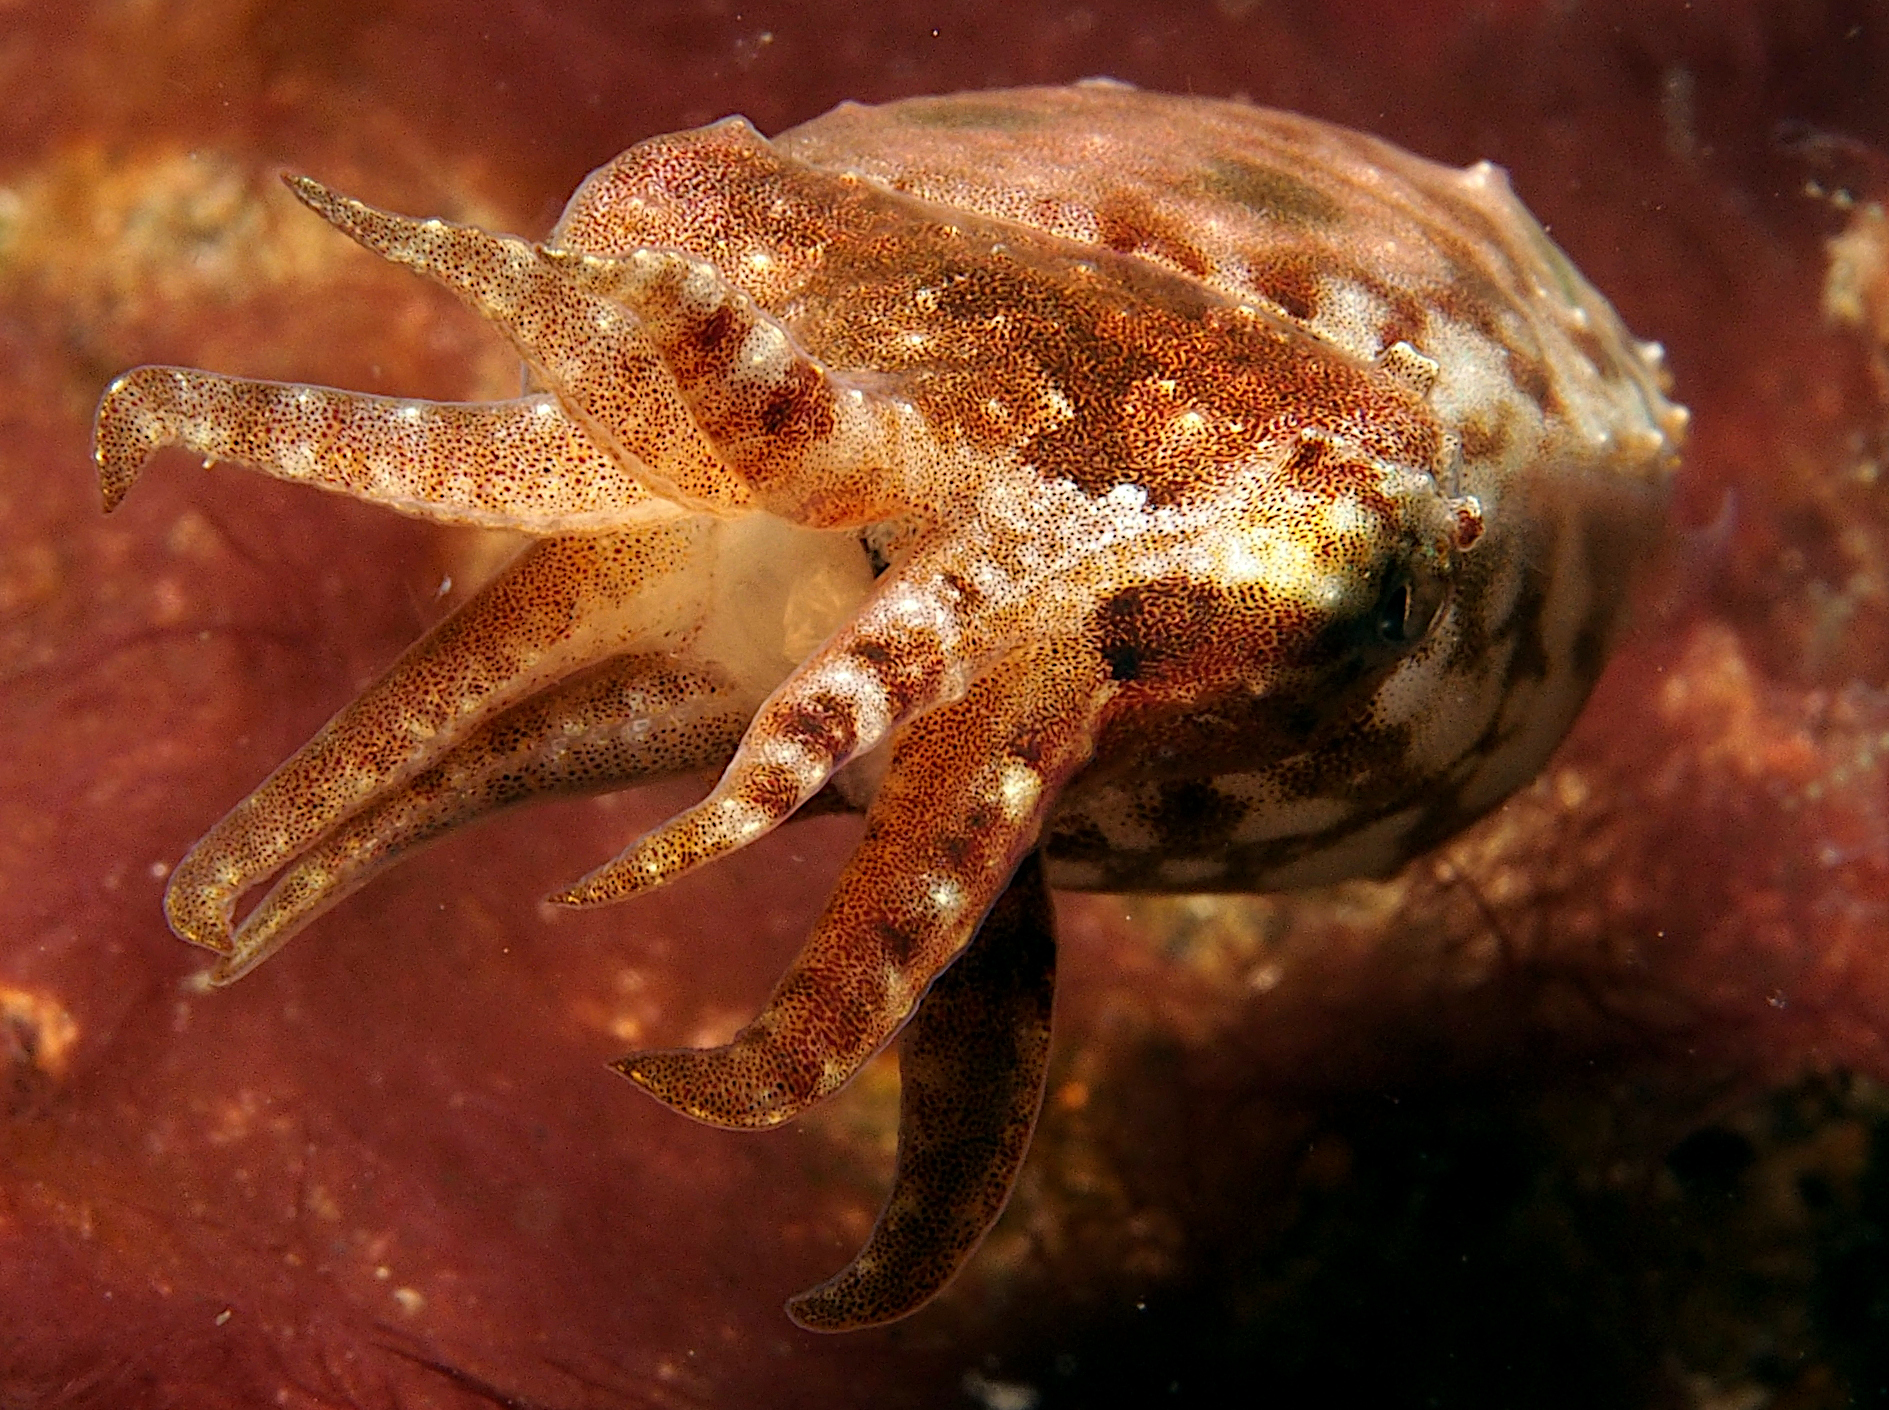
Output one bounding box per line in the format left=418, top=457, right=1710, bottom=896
left=1378, top=340, right=1440, bottom=397
left=715, top=796, right=772, bottom=846
left=877, top=578, right=962, bottom=654
left=823, top=1052, right=859, bottom=1093
left=925, top=875, right=965, bottom=914
left=1214, top=524, right=1322, bottom=600
left=738, top=322, right=790, bottom=378
left=996, top=761, right=1041, bottom=822
left=679, top=261, right=723, bottom=312
left=744, top=249, right=776, bottom=273
left=278, top=440, right=318, bottom=481
left=1459, top=160, right=1505, bottom=192
left=1320, top=495, right=1376, bottom=538
left=751, top=731, right=826, bottom=780
left=1161, top=408, right=1209, bottom=455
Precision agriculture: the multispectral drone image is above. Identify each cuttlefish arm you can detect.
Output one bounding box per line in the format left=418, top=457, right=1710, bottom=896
left=147, top=523, right=724, bottom=954
left=788, top=850, right=1057, bottom=1333
left=612, top=641, right=1103, bottom=1130
left=209, top=654, right=749, bottom=984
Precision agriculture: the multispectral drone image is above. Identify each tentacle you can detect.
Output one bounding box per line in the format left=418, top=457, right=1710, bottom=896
left=283, top=175, right=745, bottom=513
left=786, top=851, right=1056, bottom=1332
left=613, top=640, right=1103, bottom=1128
left=210, top=655, right=747, bottom=984
left=95, top=370, right=675, bottom=534
left=164, top=521, right=718, bottom=953
left=545, top=245, right=942, bottom=524
left=554, top=533, right=1025, bottom=908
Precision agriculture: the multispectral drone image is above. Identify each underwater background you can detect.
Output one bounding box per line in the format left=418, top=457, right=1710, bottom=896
left=1, top=1, right=1887, bottom=1405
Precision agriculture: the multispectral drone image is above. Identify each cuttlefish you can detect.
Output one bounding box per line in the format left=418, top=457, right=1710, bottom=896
left=93, top=82, right=1685, bottom=1330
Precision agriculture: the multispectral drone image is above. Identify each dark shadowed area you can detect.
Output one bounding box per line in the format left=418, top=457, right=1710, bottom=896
left=3, top=1, right=1888, bottom=1406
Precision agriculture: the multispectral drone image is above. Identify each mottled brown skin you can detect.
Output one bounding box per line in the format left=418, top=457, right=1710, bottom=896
left=90, top=83, right=1684, bottom=1330
left=786, top=850, right=1057, bottom=1332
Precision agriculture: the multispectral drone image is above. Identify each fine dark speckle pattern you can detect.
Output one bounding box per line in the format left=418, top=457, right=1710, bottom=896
left=91, top=82, right=1684, bottom=1329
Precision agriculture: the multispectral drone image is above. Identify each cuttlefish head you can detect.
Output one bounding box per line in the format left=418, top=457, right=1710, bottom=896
left=1075, top=429, right=1485, bottom=783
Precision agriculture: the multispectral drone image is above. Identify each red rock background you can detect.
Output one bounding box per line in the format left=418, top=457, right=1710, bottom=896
left=3, top=1, right=1888, bottom=1406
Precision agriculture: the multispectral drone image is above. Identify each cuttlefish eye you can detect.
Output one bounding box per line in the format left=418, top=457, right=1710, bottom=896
left=1363, top=494, right=1482, bottom=653
left=1372, top=555, right=1449, bottom=648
